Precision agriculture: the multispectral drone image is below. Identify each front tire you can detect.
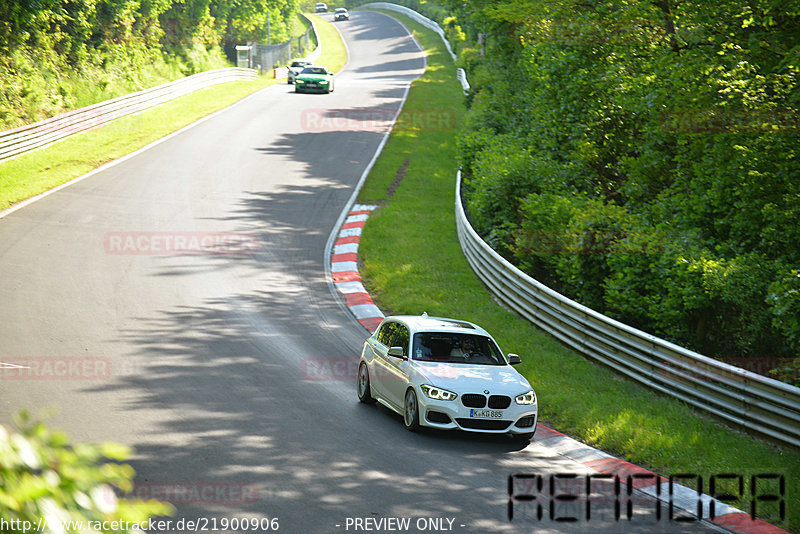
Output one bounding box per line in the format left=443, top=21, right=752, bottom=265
left=357, top=362, right=376, bottom=404
left=403, top=388, right=420, bottom=432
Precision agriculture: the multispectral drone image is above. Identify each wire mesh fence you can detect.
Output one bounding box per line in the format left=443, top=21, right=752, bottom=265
left=242, top=26, right=315, bottom=72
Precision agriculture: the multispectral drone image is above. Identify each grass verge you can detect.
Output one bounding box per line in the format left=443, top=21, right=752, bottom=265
left=306, top=13, right=348, bottom=73
left=0, top=14, right=348, bottom=212
left=356, top=9, right=800, bottom=531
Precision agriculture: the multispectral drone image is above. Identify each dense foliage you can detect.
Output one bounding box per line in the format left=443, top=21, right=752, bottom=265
left=0, top=412, right=172, bottom=532
left=445, top=0, right=799, bottom=380
left=0, top=0, right=301, bottom=127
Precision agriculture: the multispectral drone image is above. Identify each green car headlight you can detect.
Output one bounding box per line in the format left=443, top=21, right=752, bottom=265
left=420, top=384, right=457, bottom=401
left=295, top=79, right=305, bottom=84
left=515, top=390, right=536, bottom=405
left=319, top=80, right=329, bottom=85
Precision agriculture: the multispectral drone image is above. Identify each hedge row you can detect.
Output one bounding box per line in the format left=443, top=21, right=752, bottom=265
left=447, top=0, right=799, bottom=381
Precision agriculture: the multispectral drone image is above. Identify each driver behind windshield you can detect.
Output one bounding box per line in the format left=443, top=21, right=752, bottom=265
left=450, top=337, right=475, bottom=358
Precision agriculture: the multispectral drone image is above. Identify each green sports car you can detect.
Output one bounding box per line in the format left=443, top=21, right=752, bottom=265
left=294, top=66, right=334, bottom=94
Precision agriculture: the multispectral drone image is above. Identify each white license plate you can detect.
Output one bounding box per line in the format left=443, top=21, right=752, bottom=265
left=470, top=409, right=503, bottom=419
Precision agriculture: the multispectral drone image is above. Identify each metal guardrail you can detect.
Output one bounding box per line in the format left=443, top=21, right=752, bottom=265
left=0, top=67, right=257, bottom=162
left=303, top=16, right=323, bottom=64
left=360, top=2, right=469, bottom=94
left=455, top=171, right=800, bottom=448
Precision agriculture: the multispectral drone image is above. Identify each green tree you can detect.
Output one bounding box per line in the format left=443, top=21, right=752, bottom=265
left=453, top=0, right=800, bottom=369
left=0, top=412, right=172, bottom=532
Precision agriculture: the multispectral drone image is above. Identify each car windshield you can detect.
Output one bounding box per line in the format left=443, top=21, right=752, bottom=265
left=301, top=67, right=327, bottom=75
left=412, top=333, right=506, bottom=365
left=291, top=61, right=308, bottom=68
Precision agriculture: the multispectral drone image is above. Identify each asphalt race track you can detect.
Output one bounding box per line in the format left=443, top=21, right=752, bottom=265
left=0, top=11, right=721, bottom=534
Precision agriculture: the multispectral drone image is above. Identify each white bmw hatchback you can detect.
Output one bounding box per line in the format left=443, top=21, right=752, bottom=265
left=357, top=314, right=538, bottom=440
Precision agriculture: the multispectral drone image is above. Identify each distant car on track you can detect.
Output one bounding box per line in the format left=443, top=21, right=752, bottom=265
left=287, top=59, right=312, bottom=84
left=315, top=2, right=328, bottom=12
left=334, top=8, right=349, bottom=21
left=294, top=65, right=335, bottom=93
left=357, top=314, right=538, bottom=440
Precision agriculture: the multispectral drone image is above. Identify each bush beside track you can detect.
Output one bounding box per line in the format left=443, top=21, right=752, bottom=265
left=355, top=9, right=800, bottom=531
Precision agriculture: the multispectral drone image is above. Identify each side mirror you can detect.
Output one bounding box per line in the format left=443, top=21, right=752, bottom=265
left=507, top=353, right=521, bottom=365
left=388, top=346, right=406, bottom=359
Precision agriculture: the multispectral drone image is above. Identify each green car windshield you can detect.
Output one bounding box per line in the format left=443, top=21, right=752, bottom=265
left=301, top=67, right=328, bottom=75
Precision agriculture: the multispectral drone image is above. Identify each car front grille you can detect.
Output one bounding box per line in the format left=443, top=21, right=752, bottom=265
left=461, top=394, right=486, bottom=408
left=461, top=394, right=510, bottom=409
left=456, top=419, right=512, bottom=431
left=488, top=395, right=511, bottom=409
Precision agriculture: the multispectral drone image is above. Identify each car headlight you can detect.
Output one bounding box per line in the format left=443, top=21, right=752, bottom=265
left=296, top=79, right=305, bottom=84
left=319, top=80, right=329, bottom=84
left=515, top=390, right=536, bottom=405
left=420, top=384, right=457, bottom=401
